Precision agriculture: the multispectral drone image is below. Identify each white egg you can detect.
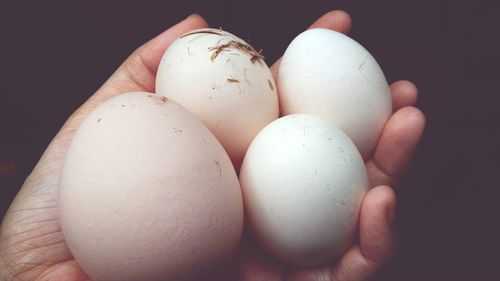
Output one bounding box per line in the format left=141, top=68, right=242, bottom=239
left=59, top=92, right=243, bottom=281
left=278, top=28, right=392, bottom=159
left=156, top=28, right=279, bottom=169
left=239, top=114, right=369, bottom=266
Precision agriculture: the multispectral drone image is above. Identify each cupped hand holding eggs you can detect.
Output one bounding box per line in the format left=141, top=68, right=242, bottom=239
left=0, top=11, right=425, bottom=281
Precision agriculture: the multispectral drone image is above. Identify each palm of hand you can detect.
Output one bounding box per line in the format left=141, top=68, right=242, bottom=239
left=0, top=12, right=424, bottom=281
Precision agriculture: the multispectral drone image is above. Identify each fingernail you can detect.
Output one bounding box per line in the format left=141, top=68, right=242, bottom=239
left=185, top=13, right=201, bottom=20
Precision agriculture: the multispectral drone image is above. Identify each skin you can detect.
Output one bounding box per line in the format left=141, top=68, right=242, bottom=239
left=0, top=11, right=425, bottom=281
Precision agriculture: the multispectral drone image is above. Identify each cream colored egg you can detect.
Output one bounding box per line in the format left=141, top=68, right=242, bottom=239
left=239, top=114, right=368, bottom=266
left=59, top=92, right=243, bottom=281
left=156, top=28, right=279, bottom=169
left=278, top=28, right=392, bottom=159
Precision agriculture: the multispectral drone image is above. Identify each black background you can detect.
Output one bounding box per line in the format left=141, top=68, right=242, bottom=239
left=1, top=0, right=499, bottom=280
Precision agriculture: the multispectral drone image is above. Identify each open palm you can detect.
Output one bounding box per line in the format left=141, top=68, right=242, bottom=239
left=0, top=12, right=425, bottom=281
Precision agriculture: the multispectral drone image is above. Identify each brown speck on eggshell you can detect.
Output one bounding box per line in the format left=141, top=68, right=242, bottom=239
left=227, top=78, right=240, bottom=83
left=268, top=79, right=274, bottom=91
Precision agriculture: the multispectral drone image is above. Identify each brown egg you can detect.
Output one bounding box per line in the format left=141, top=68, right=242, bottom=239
left=59, top=92, right=243, bottom=281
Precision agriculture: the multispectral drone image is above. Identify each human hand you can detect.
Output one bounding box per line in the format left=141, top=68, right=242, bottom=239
left=0, top=14, right=209, bottom=281
left=0, top=11, right=425, bottom=281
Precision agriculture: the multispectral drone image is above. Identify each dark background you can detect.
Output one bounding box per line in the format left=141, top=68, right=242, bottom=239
left=1, top=0, right=499, bottom=280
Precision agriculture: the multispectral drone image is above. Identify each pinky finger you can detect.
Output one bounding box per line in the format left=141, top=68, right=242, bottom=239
left=328, top=186, right=396, bottom=281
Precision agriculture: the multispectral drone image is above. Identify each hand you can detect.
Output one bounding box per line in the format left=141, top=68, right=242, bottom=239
left=0, top=11, right=425, bottom=281
left=0, top=14, right=208, bottom=281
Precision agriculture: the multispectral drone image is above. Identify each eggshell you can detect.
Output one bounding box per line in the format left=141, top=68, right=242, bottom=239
left=278, top=28, right=392, bottom=159
left=156, top=28, right=279, bottom=169
left=239, top=114, right=368, bottom=266
left=59, top=92, right=243, bottom=281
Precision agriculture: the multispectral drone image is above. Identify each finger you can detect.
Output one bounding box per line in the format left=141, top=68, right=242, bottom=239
left=359, top=186, right=396, bottom=264
left=308, top=10, right=352, bottom=33
left=329, top=185, right=396, bottom=281
left=56, top=14, right=208, bottom=144
left=270, top=10, right=352, bottom=80
left=390, top=80, right=419, bottom=111
left=93, top=14, right=208, bottom=102
left=366, top=106, right=426, bottom=187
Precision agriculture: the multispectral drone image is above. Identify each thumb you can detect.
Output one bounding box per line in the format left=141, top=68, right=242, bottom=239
left=331, top=185, right=396, bottom=281
left=96, top=13, right=209, bottom=100
left=31, top=14, right=208, bottom=178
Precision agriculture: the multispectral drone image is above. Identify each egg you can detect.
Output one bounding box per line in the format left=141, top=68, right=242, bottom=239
left=278, top=28, right=392, bottom=159
left=239, top=114, right=368, bottom=266
left=59, top=92, right=243, bottom=281
left=156, top=28, right=279, bottom=169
